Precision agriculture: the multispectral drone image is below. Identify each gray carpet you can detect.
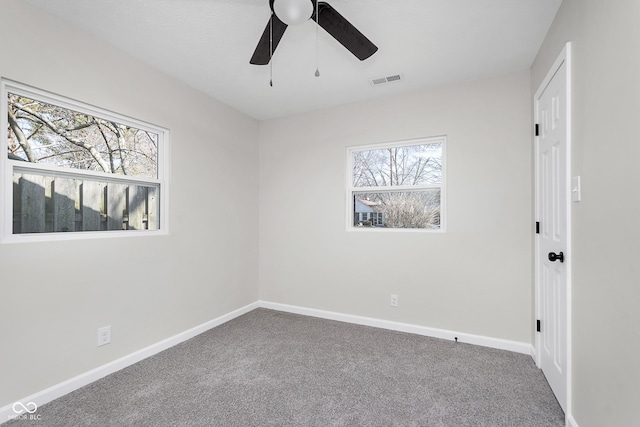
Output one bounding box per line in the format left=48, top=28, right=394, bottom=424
left=6, top=309, right=565, bottom=426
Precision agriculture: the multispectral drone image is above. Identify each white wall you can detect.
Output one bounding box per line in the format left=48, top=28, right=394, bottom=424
left=0, top=0, right=259, bottom=407
left=531, top=0, right=640, bottom=425
left=259, top=70, right=533, bottom=343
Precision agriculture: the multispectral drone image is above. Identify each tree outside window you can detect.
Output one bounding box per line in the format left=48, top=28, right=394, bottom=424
left=348, top=138, right=445, bottom=230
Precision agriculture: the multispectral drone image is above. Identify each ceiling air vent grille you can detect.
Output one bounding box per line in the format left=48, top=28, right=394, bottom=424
left=370, top=74, right=403, bottom=86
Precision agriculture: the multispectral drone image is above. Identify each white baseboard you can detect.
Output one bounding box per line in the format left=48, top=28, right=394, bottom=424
left=566, top=414, right=579, bottom=427
left=258, top=301, right=534, bottom=355
left=530, top=345, right=539, bottom=365
left=0, top=301, right=259, bottom=424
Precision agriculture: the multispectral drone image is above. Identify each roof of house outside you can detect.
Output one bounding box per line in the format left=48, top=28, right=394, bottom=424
left=357, top=199, right=379, bottom=207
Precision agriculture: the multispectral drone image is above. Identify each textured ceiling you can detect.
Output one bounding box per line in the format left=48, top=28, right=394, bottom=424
left=24, top=0, right=562, bottom=120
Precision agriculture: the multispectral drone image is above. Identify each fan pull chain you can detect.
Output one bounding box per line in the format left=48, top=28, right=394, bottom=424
left=314, top=0, right=320, bottom=77
left=269, top=14, right=273, bottom=87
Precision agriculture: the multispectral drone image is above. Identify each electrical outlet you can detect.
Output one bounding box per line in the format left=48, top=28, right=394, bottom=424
left=390, top=294, right=398, bottom=307
left=97, top=326, right=111, bottom=346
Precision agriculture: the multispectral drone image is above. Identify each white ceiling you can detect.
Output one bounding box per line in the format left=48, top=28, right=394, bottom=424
left=24, top=0, right=562, bottom=120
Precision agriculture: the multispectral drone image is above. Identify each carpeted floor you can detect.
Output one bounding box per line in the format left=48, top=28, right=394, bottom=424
left=6, top=308, right=565, bottom=426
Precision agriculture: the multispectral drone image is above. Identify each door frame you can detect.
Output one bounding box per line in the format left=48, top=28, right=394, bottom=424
left=534, top=42, right=572, bottom=415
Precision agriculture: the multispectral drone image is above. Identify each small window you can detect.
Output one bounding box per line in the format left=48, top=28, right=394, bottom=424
left=347, top=137, right=445, bottom=231
left=373, top=212, right=384, bottom=227
left=2, top=80, right=169, bottom=242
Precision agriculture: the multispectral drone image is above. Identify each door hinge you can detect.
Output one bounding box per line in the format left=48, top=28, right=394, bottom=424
left=536, top=222, right=540, bottom=234
left=536, top=319, right=541, bottom=332
left=535, top=124, right=539, bottom=136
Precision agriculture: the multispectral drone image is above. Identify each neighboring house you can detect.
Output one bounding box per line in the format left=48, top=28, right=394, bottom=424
left=354, top=199, right=384, bottom=226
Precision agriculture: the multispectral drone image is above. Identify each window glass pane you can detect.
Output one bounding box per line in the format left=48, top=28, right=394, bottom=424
left=7, top=93, right=158, bottom=178
left=354, top=190, right=441, bottom=229
left=12, top=170, right=160, bottom=234
left=352, top=142, right=442, bottom=187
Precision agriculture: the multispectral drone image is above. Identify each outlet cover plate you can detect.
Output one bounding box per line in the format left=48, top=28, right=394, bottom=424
left=390, top=294, right=398, bottom=307
left=98, top=326, right=111, bottom=346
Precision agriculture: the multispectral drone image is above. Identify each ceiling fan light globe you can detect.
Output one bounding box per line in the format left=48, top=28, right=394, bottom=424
left=273, top=0, right=313, bottom=26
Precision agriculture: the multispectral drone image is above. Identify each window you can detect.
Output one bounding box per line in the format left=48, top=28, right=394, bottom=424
left=347, top=137, right=445, bottom=231
left=1, top=80, right=169, bottom=242
left=372, top=212, right=384, bottom=227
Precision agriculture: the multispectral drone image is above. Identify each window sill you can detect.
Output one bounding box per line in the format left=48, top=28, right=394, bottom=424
left=1, top=229, right=168, bottom=244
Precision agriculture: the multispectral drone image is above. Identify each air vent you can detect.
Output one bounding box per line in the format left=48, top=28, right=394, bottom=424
left=370, top=74, right=403, bottom=86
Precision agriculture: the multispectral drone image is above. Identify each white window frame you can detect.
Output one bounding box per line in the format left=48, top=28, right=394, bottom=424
left=1, top=79, right=170, bottom=243
left=346, top=136, right=446, bottom=232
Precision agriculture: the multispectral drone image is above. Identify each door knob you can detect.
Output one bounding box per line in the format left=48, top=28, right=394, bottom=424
left=548, top=252, right=564, bottom=263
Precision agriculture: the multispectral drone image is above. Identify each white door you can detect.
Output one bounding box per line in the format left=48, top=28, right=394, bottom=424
left=535, top=47, right=570, bottom=412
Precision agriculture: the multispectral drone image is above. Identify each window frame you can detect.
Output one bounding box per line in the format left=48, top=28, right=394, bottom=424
left=1, top=79, right=170, bottom=243
left=346, top=136, right=446, bottom=232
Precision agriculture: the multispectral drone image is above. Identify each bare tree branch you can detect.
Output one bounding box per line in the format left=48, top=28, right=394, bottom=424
left=8, top=108, right=37, bottom=162
left=94, top=119, right=116, bottom=173
left=11, top=101, right=110, bottom=172
left=111, top=122, right=128, bottom=175
left=8, top=152, right=28, bottom=161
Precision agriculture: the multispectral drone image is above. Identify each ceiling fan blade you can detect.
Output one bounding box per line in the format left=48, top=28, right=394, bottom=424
left=315, top=2, right=378, bottom=61
left=250, top=14, right=288, bottom=65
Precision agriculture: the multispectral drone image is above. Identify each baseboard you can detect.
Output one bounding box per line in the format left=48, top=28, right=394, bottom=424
left=0, top=301, right=259, bottom=424
left=566, top=414, right=579, bottom=427
left=530, top=345, right=539, bottom=365
left=258, top=301, right=533, bottom=355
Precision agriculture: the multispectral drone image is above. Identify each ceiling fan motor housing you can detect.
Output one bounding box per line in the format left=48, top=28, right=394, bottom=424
left=272, top=0, right=314, bottom=26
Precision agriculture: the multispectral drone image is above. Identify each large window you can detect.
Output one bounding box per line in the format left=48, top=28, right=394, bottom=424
left=347, top=137, right=445, bottom=231
left=1, top=80, right=169, bottom=242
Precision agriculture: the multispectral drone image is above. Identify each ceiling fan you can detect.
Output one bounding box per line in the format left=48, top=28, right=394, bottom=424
left=250, top=0, right=378, bottom=65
